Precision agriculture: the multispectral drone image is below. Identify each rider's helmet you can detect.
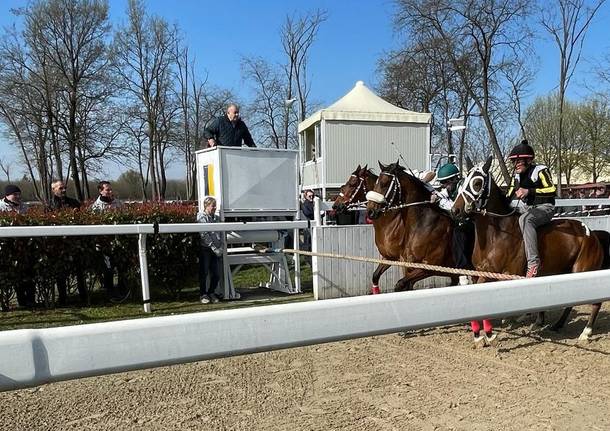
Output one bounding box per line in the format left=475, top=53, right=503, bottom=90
left=436, top=163, right=460, bottom=182
left=507, top=139, right=535, bottom=160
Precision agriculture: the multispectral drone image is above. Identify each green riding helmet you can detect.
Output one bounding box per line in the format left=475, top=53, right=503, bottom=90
left=437, top=163, right=460, bottom=181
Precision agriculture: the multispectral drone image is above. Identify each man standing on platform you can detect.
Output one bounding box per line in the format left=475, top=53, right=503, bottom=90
left=204, top=103, right=256, bottom=148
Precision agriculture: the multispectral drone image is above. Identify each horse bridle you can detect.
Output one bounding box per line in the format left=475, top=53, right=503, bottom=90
left=366, top=171, right=430, bottom=213
left=339, top=174, right=368, bottom=208
left=458, top=167, right=516, bottom=217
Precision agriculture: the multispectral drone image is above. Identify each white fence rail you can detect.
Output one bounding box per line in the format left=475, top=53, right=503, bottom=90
left=0, top=221, right=310, bottom=312
left=2, top=269, right=610, bottom=392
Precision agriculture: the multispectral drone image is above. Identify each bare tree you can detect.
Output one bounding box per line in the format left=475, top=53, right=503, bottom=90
left=20, top=0, right=113, bottom=201
left=241, top=56, right=285, bottom=148
left=0, top=158, right=11, bottom=182
left=281, top=9, right=327, bottom=146
left=394, top=0, right=534, bottom=184
left=113, top=0, right=178, bottom=200
left=243, top=9, right=326, bottom=149
left=578, top=96, right=610, bottom=183
left=541, top=0, right=606, bottom=193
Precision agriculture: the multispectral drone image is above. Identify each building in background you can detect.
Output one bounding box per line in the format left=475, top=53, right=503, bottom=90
left=298, top=80, right=431, bottom=200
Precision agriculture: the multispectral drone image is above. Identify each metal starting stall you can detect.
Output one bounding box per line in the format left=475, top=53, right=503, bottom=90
left=195, top=146, right=301, bottom=300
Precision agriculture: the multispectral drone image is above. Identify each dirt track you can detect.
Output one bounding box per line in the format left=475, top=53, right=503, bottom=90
left=2, top=304, right=610, bottom=431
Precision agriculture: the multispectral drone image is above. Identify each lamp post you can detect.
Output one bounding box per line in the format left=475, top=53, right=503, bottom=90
left=448, top=117, right=466, bottom=168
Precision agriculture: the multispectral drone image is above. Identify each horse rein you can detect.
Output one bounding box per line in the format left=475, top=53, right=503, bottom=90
left=367, top=171, right=432, bottom=213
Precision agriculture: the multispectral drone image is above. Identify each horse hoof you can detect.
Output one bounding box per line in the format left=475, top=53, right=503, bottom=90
left=578, top=327, right=593, bottom=343
left=485, top=333, right=498, bottom=347
left=472, top=335, right=486, bottom=349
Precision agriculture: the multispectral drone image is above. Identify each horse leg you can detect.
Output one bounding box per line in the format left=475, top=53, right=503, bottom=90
left=394, top=269, right=429, bottom=292
left=578, top=302, right=602, bottom=342
left=371, top=263, right=391, bottom=294
left=550, top=307, right=573, bottom=332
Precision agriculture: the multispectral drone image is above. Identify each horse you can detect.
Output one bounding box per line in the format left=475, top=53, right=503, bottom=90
left=365, top=161, right=462, bottom=291
left=451, top=157, right=604, bottom=341
left=332, top=165, right=398, bottom=293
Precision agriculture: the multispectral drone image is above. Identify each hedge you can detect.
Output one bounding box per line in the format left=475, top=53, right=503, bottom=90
left=0, top=203, right=199, bottom=311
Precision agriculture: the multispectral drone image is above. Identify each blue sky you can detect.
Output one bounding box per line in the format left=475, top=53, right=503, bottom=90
left=1, top=0, right=609, bottom=179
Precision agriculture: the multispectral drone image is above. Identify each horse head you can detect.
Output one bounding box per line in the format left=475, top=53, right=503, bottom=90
left=452, top=156, right=493, bottom=218
left=366, top=160, right=407, bottom=219
left=332, top=164, right=376, bottom=214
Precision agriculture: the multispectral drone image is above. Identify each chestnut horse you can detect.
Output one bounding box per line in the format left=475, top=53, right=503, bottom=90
left=365, top=162, right=461, bottom=291
left=333, top=165, right=404, bottom=292
left=452, top=157, right=604, bottom=341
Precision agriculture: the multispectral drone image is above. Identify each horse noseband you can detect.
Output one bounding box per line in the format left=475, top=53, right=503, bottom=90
left=366, top=191, right=386, bottom=204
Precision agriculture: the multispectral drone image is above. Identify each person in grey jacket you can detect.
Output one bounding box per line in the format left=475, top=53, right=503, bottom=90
left=197, top=196, right=223, bottom=304
left=89, top=180, right=125, bottom=299
left=0, top=184, right=34, bottom=307
left=0, top=184, right=26, bottom=213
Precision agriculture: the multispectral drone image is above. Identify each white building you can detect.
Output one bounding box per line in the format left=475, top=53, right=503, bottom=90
left=298, top=81, right=431, bottom=198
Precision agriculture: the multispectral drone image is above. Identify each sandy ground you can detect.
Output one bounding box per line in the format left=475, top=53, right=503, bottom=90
left=2, top=304, right=610, bottom=431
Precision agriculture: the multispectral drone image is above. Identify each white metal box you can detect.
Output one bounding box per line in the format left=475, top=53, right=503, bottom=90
left=196, top=147, right=299, bottom=217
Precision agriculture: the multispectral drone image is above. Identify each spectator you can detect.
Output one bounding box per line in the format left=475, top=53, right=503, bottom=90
left=197, top=197, right=223, bottom=304
left=90, top=181, right=122, bottom=212
left=89, top=181, right=125, bottom=299
left=48, top=180, right=80, bottom=210
left=0, top=184, right=26, bottom=213
left=47, top=180, right=86, bottom=305
left=203, top=103, right=256, bottom=148
left=0, top=185, right=34, bottom=307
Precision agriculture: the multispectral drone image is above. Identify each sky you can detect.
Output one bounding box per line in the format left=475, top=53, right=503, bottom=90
left=0, top=0, right=609, bottom=180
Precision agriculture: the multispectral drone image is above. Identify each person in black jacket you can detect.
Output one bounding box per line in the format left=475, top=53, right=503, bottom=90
left=506, top=140, right=556, bottom=278
left=48, top=180, right=81, bottom=210
left=204, top=103, right=256, bottom=148
left=48, top=180, right=88, bottom=305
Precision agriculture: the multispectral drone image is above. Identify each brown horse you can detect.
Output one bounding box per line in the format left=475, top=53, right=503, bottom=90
left=365, top=162, right=461, bottom=291
left=332, top=165, right=395, bottom=292
left=451, top=157, right=604, bottom=341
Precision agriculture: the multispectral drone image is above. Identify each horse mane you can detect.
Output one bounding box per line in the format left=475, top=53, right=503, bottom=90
left=488, top=173, right=513, bottom=211
left=381, top=162, right=433, bottom=198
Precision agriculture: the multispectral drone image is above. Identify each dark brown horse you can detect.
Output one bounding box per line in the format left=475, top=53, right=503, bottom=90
left=452, top=157, right=604, bottom=341
left=333, top=165, right=394, bottom=293
left=365, top=162, right=461, bottom=291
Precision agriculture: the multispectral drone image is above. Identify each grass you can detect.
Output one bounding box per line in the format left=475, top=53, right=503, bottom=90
left=0, top=259, right=314, bottom=332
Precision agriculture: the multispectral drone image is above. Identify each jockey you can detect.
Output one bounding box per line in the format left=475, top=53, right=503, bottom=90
left=506, top=139, right=556, bottom=278
left=432, top=163, right=474, bottom=271
left=432, top=163, right=461, bottom=211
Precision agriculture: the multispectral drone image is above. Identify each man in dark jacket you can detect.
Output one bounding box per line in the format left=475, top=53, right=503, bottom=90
left=48, top=180, right=81, bottom=210
left=47, top=180, right=87, bottom=305
left=204, top=103, right=256, bottom=148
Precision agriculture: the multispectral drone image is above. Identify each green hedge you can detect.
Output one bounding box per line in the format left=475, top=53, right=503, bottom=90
left=0, top=203, right=199, bottom=311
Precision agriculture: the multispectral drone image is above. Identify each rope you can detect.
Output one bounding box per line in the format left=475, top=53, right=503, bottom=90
left=282, top=249, right=523, bottom=281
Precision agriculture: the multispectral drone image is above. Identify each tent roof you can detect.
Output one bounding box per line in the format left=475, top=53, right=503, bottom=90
left=298, top=81, right=431, bottom=132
